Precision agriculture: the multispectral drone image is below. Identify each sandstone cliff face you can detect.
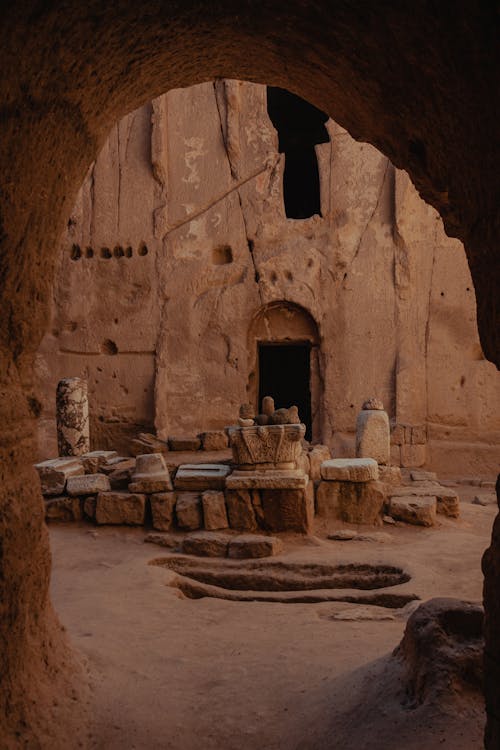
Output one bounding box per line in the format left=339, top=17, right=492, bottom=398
left=36, top=81, right=499, bottom=474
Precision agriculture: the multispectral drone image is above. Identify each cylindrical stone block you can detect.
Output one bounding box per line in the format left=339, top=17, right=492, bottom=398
left=356, top=409, right=390, bottom=465
left=56, top=378, right=90, bottom=456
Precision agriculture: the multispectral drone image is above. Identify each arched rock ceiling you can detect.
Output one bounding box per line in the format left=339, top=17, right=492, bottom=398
left=0, top=1, right=498, bottom=364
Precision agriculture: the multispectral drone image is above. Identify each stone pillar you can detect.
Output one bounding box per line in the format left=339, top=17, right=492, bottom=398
left=356, top=398, right=390, bottom=465
left=56, top=378, right=90, bottom=456
left=482, top=475, right=500, bottom=749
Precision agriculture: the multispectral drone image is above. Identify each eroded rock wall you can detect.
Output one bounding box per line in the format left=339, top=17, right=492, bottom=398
left=36, top=81, right=500, bottom=474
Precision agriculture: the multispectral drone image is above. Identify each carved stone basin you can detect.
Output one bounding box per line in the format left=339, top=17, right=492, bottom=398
left=228, top=423, right=306, bottom=470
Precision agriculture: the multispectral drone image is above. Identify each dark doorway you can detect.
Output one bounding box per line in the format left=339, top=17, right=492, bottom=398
left=258, top=342, right=312, bottom=440
left=266, top=86, right=329, bottom=219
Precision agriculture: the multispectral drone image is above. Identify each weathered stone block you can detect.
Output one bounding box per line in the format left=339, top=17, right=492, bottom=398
left=356, top=409, right=390, bottom=465
left=83, top=496, right=96, bottom=520
left=320, top=458, right=378, bottom=482
left=182, top=531, right=230, bottom=557
left=308, top=445, right=331, bottom=480
left=226, top=470, right=307, bottom=490
left=400, top=443, right=426, bottom=468
left=95, top=491, right=146, bottom=525
left=66, top=473, right=111, bottom=496
left=174, top=463, right=231, bottom=491
left=261, top=484, right=314, bottom=533
left=390, top=424, right=405, bottom=446
left=390, top=483, right=460, bottom=518
left=297, top=451, right=310, bottom=476
left=199, top=430, right=228, bottom=451
left=175, top=493, right=203, bottom=530
left=389, top=495, right=436, bottom=526
left=378, top=465, right=402, bottom=486
left=81, top=450, right=118, bottom=473
left=410, top=469, right=437, bottom=482
left=150, top=492, right=176, bottom=531
left=202, top=491, right=229, bottom=530
left=168, top=436, right=201, bottom=451
left=225, top=490, right=258, bottom=531
left=228, top=534, right=283, bottom=559
left=45, top=496, right=82, bottom=522
left=316, top=480, right=385, bottom=525
left=34, top=457, right=85, bottom=496
left=411, top=425, right=427, bottom=445
left=130, top=452, right=172, bottom=492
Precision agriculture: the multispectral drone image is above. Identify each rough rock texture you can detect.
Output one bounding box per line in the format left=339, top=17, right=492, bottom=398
left=182, top=531, right=230, bottom=557
left=316, top=480, right=385, bottom=525
left=150, top=492, right=176, bottom=531
left=44, top=496, right=82, bottom=522
left=95, top=491, right=146, bottom=525
left=0, top=3, right=499, bottom=747
left=261, top=485, right=314, bottom=533
left=35, top=457, right=85, bottom=496
left=482, top=476, right=500, bottom=748
left=225, top=490, right=259, bottom=531
left=202, top=490, right=229, bottom=530
left=66, top=473, right=110, bottom=496
left=308, top=445, right=331, bottom=480
left=321, top=458, right=379, bottom=483
left=199, top=430, right=228, bottom=451
left=396, top=598, right=483, bottom=707
left=55, top=377, right=90, bottom=456
left=390, top=483, right=460, bottom=518
left=175, top=492, right=203, bottom=530
left=389, top=496, right=437, bottom=527
left=174, top=463, right=230, bottom=491
left=228, top=534, right=283, bottom=559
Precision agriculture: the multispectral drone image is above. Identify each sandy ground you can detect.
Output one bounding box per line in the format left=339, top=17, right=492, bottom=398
left=50, top=483, right=495, bottom=750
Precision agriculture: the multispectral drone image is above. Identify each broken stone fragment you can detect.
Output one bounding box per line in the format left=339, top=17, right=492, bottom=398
left=129, top=452, right=172, bottom=493
left=228, top=534, right=283, bottom=559
left=174, top=463, right=231, bottom=491
left=44, top=496, right=82, bottom=522
left=168, top=436, right=201, bottom=451
left=261, top=396, right=275, bottom=416
left=389, top=495, right=436, bottom=526
left=356, top=408, right=390, bottom=465
left=269, top=408, right=290, bottom=425
left=316, top=480, right=385, bottom=525
left=80, top=450, right=118, bottom=473
left=66, top=473, right=111, bottom=496
left=175, top=493, right=203, bottom=530
left=225, top=489, right=258, bottom=531
left=83, top=496, right=96, bottom=520
left=361, top=397, right=384, bottom=410
left=255, top=414, right=270, bottom=426
left=410, top=469, right=437, bottom=482
left=34, top=457, right=85, bottom=496
left=202, top=490, right=229, bottom=530
left=95, top=491, right=146, bottom=525
left=287, top=405, right=300, bottom=424
left=144, top=532, right=181, bottom=549
left=150, top=492, right=176, bottom=531
left=400, top=443, right=426, bottom=468
left=472, top=494, right=496, bottom=506
left=238, top=417, right=255, bottom=427
left=182, top=531, right=230, bottom=557
left=320, top=458, right=379, bottom=482
left=239, top=402, right=255, bottom=420
left=378, top=465, right=402, bottom=486
left=199, top=430, right=228, bottom=451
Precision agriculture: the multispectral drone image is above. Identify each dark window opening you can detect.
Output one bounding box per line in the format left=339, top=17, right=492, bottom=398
left=267, top=87, right=329, bottom=219
left=258, top=342, right=312, bottom=440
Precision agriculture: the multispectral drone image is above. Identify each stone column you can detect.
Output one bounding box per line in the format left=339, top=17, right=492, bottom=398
left=356, top=398, right=390, bottom=465
left=56, top=378, right=90, bottom=456
left=482, top=475, right=500, bottom=749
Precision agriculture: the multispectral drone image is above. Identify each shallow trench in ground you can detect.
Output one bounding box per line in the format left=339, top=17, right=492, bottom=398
left=49, top=487, right=492, bottom=749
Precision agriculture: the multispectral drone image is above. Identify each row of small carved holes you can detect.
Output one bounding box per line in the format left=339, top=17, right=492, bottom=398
left=70, top=243, right=148, bottom=260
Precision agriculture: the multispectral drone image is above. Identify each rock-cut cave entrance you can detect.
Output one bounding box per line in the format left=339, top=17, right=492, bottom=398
left=258, top=342, right=312, bottom=440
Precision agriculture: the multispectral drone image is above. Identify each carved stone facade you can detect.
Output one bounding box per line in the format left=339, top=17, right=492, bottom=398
left=36, top=81, right=500, bottom=475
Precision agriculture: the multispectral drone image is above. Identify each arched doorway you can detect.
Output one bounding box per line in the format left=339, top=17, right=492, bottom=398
left=248, top=302, right=322, bottom=442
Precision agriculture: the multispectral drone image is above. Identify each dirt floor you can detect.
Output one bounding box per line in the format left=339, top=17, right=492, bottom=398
left=49, top=481, right=495, bottom=750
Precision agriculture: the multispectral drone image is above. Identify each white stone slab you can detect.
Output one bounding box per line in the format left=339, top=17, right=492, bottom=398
left=320, top=458, right=378, bottom=482
left=174, top=463, right=231, bottom=490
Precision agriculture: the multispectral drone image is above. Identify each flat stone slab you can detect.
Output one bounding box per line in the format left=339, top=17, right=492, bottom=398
left=228, top=534, right=283, bottom=559
left=66, top=473, right=111, bottom=496
left=45, top=496, right=82, bottom=522
left=390, top=483, right=459, bottom=518
left=328, top=530, right=393, bottom=543
left=34, top=457, right=85, bottom=496
left=389, top=496, right=436, bottom=527
left=182, top=531, right=231, bottom=557
left=226, top=470, right=308, bottom=490
left=320, top=458, right=378, bottom=483
left=410, top=470, right=437, bottom=482
left=95, top=491, right=146, bottom=525
left=174, top=463, right=231, bottom=491
left=472, top=494, right=496, bottom=506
